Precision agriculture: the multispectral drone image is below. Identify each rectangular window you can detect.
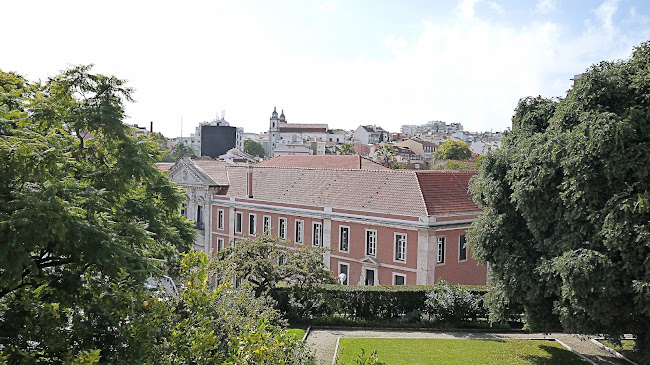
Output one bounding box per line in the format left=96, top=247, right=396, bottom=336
left=249, top=214, right=256, bottom=236
left=365, top=229, right=377, bottom=257
left=236, top=212, right=243, bottom=233
left=437, top=237, right=446, bottom=264
left=180, top=203, right=186, bottom=217
left=217, top=238, right=224, bottom=251
left=394, top=234, right=407, bottom=262
left=394, top=274, right=406, bottom=285
left=278, top=255, right=287, bottom=266
left=312, top=222, right=322, bottom=247
left=339, top=263, right=349, bottom=285
left=459, top=234, right=467, bottom=262
left=279, top=218, right=287, bottom=239
left=217, top=209, right=224, bottom=230
left=263, top=216, right=271, bottom=235
left=295, top=220, right=304, bottom=244
left=365, top=268, right=375, bottom=286
left=339, top=226, right=349, bottom=252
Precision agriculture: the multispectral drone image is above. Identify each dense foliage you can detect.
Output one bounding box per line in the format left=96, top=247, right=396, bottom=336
left=161, top=140, right=197, bottom=162
left=425, top=281, right=482, bottom=324
left=279, top=283, right=488, bottom=321
left=337, top=142, right=356, bottom=155
left=0, top=67, right=314, bottom=363
left=375, top=144, right=396, bottom=167
left=243, top=139, right=266, bottom=158
left=434, top=139, right=472, bottom=160
left=470, top=42, right=650, bottom=355
left=212, top=235, right=336, bottom=319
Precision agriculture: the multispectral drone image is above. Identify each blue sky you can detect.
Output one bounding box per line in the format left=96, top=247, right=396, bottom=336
left=4, top=0, right=650, bottom=136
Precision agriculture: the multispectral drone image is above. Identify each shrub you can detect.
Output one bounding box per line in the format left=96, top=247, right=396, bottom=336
left=425, top=280, right=482, bottom=324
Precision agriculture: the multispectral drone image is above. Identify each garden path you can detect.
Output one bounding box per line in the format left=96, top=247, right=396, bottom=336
left=305, top=328, right=630, bottom=365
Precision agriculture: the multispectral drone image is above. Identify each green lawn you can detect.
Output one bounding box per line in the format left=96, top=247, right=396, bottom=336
left=597, top=339, right=642, bottom=364
left=287, top=328, right=306, bottom=340
left=336, top=338, right=588, bottom=365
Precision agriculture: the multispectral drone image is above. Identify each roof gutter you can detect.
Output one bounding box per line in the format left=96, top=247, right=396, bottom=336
left=213, top=198, right=475, bottom=229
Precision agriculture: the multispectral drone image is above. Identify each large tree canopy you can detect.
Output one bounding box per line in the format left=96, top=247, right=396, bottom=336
left=470, top=42, right=650, bottom=355
left=434, top=139, right=472, bottom=160
left=244, top=139, right=266, bottom=158
left=0, top=65, right=193, bottom=300
left=0, top=66, right=314, bottom=363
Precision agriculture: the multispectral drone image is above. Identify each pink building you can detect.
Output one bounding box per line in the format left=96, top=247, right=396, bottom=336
left=169, top=159, right=487, bottom=286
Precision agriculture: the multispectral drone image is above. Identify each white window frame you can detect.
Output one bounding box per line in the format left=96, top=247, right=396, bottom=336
left=235, top=212, right=243, bottom=234
left=394, top=233, right=407, bottom=263
left=295, top=220, right=304, bottom=244
left=312, top=222, right=322, bottom=247
left=437, top=236, right=446, bottom=264
left=339, top=225, right=350, bottom=252
left=249, top=213, right=256, bottom=236
left=217, top=209, right=224, bottom=230
left=217, top=237, right=224, bottom=251
left=458, top=234, right=467, bottom=262
left=364, top=267, right=377, bottom=286
left=279, top=217, right=287, bottom=240
left=339, top=262, right=349, bottom=286
left=393, top=273, right=406, bottom=285
left=263, top=215, right=271, bottom=235
left=365, top=229, right=377, bottom=257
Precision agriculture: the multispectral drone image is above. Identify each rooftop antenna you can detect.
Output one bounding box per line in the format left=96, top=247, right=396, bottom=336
left=180, top=116, right=183, bottom=139
left=221, top=109, right=225, bottom=120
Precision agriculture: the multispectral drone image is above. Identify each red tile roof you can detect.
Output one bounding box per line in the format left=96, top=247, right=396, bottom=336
left=415, top=170, right=479, bottom=215
left=183, top=161, right=480, bottom=218
left=190, top=158, right=232, bottom=185
left=255, top=155, right=388, bottom=170
left=225, top=166, right=428, bottom=216
left=278, top=123, right=328, bottom=133
left=155, top=162, right=174, bottom=171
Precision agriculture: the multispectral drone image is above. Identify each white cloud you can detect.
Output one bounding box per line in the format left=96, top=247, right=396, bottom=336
left=457, top=0, right=481, bottom=19
left=4, top=0, right=649, bottom=136
left=595, top=0, right=619, bottom=32
left=535, top=0, right=556, bottom=14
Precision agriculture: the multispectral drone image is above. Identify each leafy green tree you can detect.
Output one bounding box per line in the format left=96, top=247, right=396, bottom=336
left=0, top=66, right=316, bottom=364
left=212, top=235, right=336, bottom=316
left=150, top=131, right=171, bottom=160
left=0, top=66, right=190, bottom=362
left=337, top=142, right=356, bottom=155
left=392, top=162, right=406, bottom=169
left=431, top=160, right=474, bottom=170
left=244, top=139, right=266, bottom=158
left=375, top=144, right=396, bottom=167
left=470, top=42, right=650, bottom=355
left=161, top=140, right=197, bottom=162
left=434, top=139, right=472, bottom=160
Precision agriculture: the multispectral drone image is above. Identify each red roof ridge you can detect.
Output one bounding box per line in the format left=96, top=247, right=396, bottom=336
left=234, top=164, right=410, bottom=173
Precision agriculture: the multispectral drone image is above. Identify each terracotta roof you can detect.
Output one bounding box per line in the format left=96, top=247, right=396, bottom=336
left=413, top=139, right=438, bottom=146
left=225, top=166, right=428, bottom=216
left=255, top=155, right=388, bottom=170
left=155, top=162, right=174, bottom=171
left=190, top=158, right=232, bottom=185
left=278, top=123, right=328, bottom=133
left=415, top=170, right=479, bottom=215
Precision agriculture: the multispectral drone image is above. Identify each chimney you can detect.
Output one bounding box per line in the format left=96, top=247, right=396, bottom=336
left=150, top=121, right=153, bottom=133
left=247, top=165, right=253, bottom=198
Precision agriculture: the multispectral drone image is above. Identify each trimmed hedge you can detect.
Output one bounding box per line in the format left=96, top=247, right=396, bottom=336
left=273, top=284, right=488, bottom=320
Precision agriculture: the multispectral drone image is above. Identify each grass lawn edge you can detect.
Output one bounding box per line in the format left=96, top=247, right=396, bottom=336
left=591, top=338, right=639, bottom=365
left=336, top=338, right=592, bottom=365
